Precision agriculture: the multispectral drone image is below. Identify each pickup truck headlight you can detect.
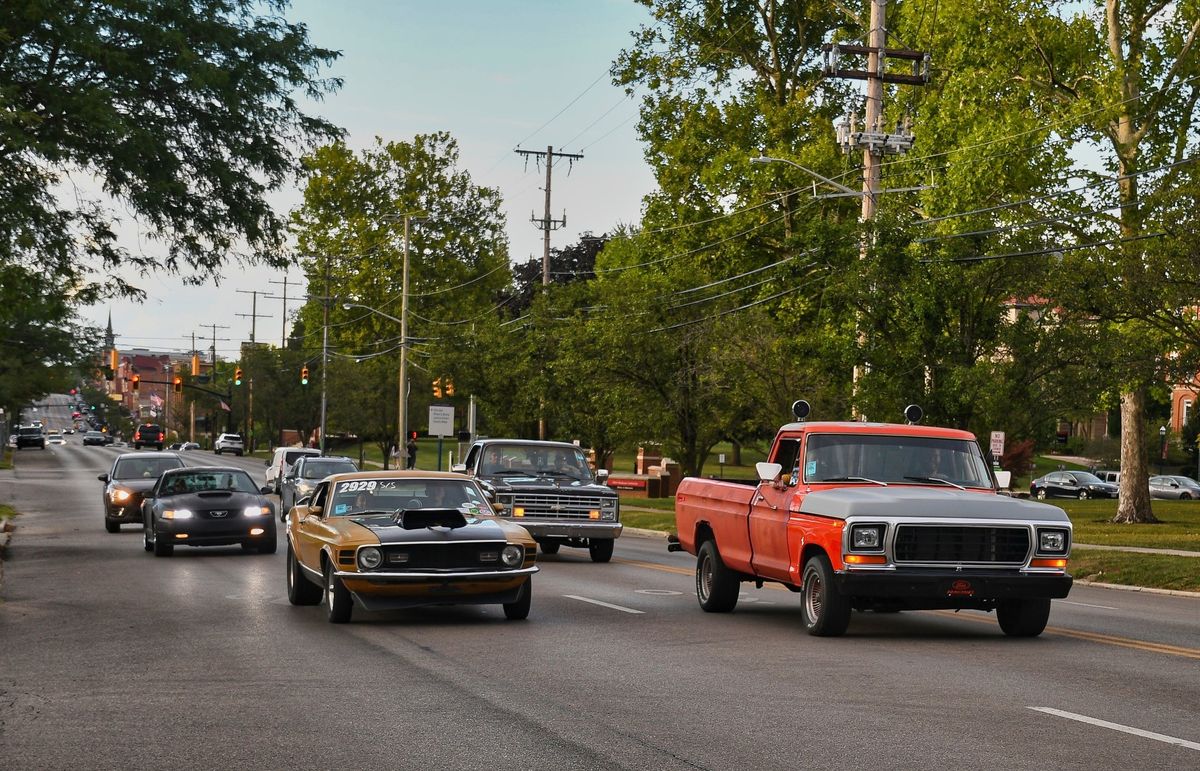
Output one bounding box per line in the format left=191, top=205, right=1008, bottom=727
left=849, top=524, right=885, bottom=551
left=1037, top=528, right=1069, bottom=555
left=358, top=547, right=383, bottom=570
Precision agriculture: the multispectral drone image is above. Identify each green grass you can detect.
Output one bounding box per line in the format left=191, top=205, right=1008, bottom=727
left=1069, top=548, right=1200, bottom=593
left=1058, top=499, right=1200, bottom=550
left=619, top=509, right=675, bottom=531
left=0, top=504, right=16, bottom=521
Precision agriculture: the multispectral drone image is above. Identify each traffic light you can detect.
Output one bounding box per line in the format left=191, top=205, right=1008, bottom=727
left=173, top=376, right=182, bottom=394
left=234, top=368, right=243, bottom=386
left=301, top=366, right=309, bottom=385
left=445, top=378, right=455, bottom=396
left=432, top=378, right=442, bottom=398
left=191, top=353, right=200, bottom=376
left=131, top=374, right=140, bottom=391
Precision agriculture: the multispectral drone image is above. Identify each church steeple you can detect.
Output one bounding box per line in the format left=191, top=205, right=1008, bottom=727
left=104, top=310, right=115, bottom=350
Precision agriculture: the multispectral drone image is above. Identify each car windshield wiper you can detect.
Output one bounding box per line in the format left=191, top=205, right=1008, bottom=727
left=818, top=476, right=888, bottom=486
left=349, top=509, right=396, bottom=518
left=903, top=476, right=966, bottom=490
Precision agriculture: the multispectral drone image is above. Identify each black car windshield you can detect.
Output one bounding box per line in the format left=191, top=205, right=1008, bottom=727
left=1069, top=472, right=1105, bottom=485
left=328, top=478, right=490, bottom=517
left=302, top=460, right=356, bottom=479
left=805, top=433, right=994, bottom=488
left=159, top=470, right=258, bottom=495
left=113, top=456, right=184, bottom=479
left=478, top=444, right=593, bottom=481
left=18, top=427, right=40, bottom=435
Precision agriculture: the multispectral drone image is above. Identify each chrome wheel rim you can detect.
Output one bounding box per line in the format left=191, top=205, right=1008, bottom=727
left=697, top=553, right=712, bottom=602
left=804, top=567, right=823, bottom=623
left=326, top=570, right=334, bottom=611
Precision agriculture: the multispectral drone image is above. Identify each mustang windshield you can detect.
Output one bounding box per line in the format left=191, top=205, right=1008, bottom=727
left=805, top=433, right=994, bottom=489
left=329, top=478, right=491, bottom=517
left=479, top=444, right=592, bottom=481
left=114, top=457, right=184, bottom=480
left=160, top=470, right=259, bottom=495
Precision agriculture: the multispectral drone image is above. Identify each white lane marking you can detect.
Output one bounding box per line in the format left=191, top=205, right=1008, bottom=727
left=1029, top=707, right=1200, bottom=752
left=635, top=589, right=682, bottom=596
left=563, top=595, right=644, bottom=614
left=1057, top=600, right=1119, bottom=610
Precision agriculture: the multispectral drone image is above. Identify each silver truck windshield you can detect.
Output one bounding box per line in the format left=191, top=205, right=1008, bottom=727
left=805, top=434, right=994, bottom=489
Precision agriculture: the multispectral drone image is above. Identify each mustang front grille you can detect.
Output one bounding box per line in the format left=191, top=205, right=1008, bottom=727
left=373, top=542, right=515, bottom=571
left=893, top=525, right=1030, bottom=564
left=510, top=494, right=611, bottom=519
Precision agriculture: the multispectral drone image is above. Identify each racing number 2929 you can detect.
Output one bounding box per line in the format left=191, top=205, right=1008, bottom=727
left=337, top=480, right=377, bottom=493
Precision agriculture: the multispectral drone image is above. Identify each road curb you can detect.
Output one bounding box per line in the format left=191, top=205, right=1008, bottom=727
left=623, top=526, right=670, bottom=539
left=0, top=518, right=13, bottom=594
left=1074, top=578, right=1200, bottom=599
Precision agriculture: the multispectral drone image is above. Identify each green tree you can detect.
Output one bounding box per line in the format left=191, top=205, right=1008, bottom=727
left=0, top=0, right=342, bottom=296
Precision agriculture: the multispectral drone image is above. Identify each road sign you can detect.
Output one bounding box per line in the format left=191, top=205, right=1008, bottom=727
left=990, top=431, right=1005, bottom=458
left=428, top=405, right=455, bottom=437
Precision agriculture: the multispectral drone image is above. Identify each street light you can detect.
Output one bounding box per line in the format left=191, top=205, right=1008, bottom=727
left=750, top=154, right=861, bottom=196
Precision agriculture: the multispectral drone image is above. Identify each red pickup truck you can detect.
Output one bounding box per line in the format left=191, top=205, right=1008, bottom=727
left=670, top=406, right=1073, bottom=637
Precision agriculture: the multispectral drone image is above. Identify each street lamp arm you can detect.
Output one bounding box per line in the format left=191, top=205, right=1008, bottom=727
left=751, top=154, right=861, bottom=197
left=342, top=302, right=404, bottom=326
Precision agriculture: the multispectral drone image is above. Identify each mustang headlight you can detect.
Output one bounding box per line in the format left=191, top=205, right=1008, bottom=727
left=500, top=544, right=523, bottom=567
left=850, top=524, right=885, bottom=550
left=162, top=509, right=193, bottom=520
left=110, top=488, right=132, bottom=503
left=1038, top=528, right=1069, bottom=554
left=358, top=547, right=383, bottom=570
left=243, top=505, right=269, bottom=517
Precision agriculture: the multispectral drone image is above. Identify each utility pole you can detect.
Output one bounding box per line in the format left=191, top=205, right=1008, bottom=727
left=515, top=145, right=582, bottom=438
left=320, top=258, right=329, bottom=454
left=200, top=323, right=231, bottom=366
left=267, top=276, right=297, bottom=348
left=396, top=212, right=426, bottom=467
left=235, top=289, right=272, bottom=346
left=823, top=0, right=929, bottom=417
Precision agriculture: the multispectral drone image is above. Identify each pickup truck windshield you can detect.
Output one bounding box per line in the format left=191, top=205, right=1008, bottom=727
left=805, top=434, right=994, bottom=489
left=479, top=444, right=593, bottom=481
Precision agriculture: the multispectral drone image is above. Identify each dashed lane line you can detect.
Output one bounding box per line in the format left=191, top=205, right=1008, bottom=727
left=563, top=595, right=645, bottom=614
left=1029, top=707, right=1200, bottom=752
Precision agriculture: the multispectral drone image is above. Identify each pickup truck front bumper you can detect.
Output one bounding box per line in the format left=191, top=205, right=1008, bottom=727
left=834, top=569, right=1072, bottom=605
left=509, top=519, right=623, bottom=540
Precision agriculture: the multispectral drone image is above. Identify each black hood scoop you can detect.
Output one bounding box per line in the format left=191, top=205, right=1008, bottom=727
left=394, top=508, right=468, bottom=530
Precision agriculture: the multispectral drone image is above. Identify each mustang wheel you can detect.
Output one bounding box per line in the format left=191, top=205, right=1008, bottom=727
left=537, top=539, right=560, bottom=555
left=105, top=519, right=120, bottom=534
left=588, top=538, right=614, bottom=563
left=800, top=553, right=851, bottom=637
left=257, top=535, right=277, bottom=555
left=287, top=544, right=322, bottom=605
left=1036, top=488, right=1047, bottom=499
left=695, top=540, right=739, bottom=613
left=503, top=578, right=532, bottom=620
left=324, top=562, right=353, bottom=623
left=996, top=597, right=1051, bottom=637
left=153, top=531, right=173, bottom=557
left=142, top=521, right=153, bottom=552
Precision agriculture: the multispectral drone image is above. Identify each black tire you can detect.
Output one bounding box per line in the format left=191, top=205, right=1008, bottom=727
left=241, top=541, right=257, bottom=552
left=153, top=532, right=173, bottom=557
left=1035, top=488, right=1047, bottom=500
left=503, top=578, right=532, bottom=620
left=538, top=540, right=560, bottom=555
left=257, top=536, right=277, bottom=555
left=142, top=521, right=154, bottom=552
left=695, top=540, right=739, bottom=613
left=287, top=544, right=322, bottom=605
left=324, top=561, right=352, bottom=623
left=996, top=598, right=1051, bottom=637
left=588, top=538, right=614, bottom=563
left=800, top=553, right=851, bottom=637
left=214, top=448, right=221, bottom=455
left=105, top=519, right=120, bottom=534
left=1180, top=493, right=1191, bottom=500
left=236, top=450, right=243, bottom=457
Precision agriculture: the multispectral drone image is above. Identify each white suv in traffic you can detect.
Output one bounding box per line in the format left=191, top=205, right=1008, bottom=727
left=265, top=446, right=320, bottom=494
left=213, top=433, right=244, bottom=456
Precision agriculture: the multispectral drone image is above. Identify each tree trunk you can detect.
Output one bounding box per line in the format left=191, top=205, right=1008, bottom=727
left=1113, top=388, right=1158, bottom=523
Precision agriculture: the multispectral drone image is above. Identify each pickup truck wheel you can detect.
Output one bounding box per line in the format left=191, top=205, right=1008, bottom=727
left=800, top=554, right=851, bottom=636
left=324, top=562, right=353, bottom=623
left=287, top=544, right=322, bottom=606
left=588, top=538, right=614, bottom=563
left=537, top=540, right=560, bottom=555
left=695, top=540, right=739, bottom=612
left=996, top=598, right=1051, bottom=637
left=503, top=578, right=532, bottom=620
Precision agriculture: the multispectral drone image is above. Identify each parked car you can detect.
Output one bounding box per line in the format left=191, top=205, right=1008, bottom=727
left=1148, top=475, right=1200, bottom=500
left=285, top=470, right=537, bottom=623
left=15, top=425, right=45, bottom=450
left=82, top=431, right=107, bottom=446
left=180, top=442, right=201, bottom=451
left=265, top=446, right=321, bottom=494
left=279, top=455, right=359, bottom=517
left=142, top=466, right=276, bottom=556
left=98, top=452, right=186, bottom=533
left=1030, top=470, right=1119, bottom=500
left=133, top=423, right=165, bottom=451
left=213, top=433, right=244, bottom=456
left=1094, top=469, right=1121, bottom=484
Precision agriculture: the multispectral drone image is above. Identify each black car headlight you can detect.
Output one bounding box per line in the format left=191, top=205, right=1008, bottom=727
left=358, top=547, right=383, bottom=570
left=849, top=524, right=885, bottom=551
left=501, top=545, right=523, bottom=567
left=1037, top=528, right=1070, bottom=555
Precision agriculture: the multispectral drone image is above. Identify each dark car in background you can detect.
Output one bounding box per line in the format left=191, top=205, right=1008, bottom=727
left=99, top=452, right=186, bottom=533
left=133, top=423, right=165, bottom=451
left=15, top=425, right=45, bottom=450
left=279, top=455, right=359, bottom=517
left=1030, top=470, right=1119, bottom=500
left=1148, top=475, right=1200, bottom=500
left=83, top=430, right=107, bottom=446
left=142, top=467, right=276, bottom=556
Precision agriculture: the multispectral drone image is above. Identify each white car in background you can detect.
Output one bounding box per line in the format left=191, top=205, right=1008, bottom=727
left=213, top=433, right=244, bottom=456
left=264, top=446, right=320, bottom=494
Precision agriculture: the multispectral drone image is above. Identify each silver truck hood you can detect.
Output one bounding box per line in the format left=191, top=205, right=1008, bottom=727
left=798, top=487, right=1070, bottom=522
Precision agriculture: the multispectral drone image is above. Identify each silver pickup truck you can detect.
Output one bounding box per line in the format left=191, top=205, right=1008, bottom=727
left=454, top=439, right=621, bottom=562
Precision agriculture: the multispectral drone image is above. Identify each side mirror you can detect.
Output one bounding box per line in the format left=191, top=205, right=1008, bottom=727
left=260, top=486, right=272, bottom=495
left=596, top=469, right=610, bottom=482
left=451, top=463, right=467, bottom=473
left=97, top=473, right=109, bottom=483
left=755, top=462, right=783, bottom=482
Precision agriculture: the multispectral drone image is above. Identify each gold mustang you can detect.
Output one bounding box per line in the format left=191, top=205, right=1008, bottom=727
left=285, top=470, right=537, bottom=623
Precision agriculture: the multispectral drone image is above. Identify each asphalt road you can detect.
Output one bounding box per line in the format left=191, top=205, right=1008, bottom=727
left=2, top=414, right=1199, bottom=768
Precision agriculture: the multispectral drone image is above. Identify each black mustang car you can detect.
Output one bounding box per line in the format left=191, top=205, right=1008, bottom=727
left=142, top=467, right=276, bottom=556
left=99, top=452, right=186, bottom=533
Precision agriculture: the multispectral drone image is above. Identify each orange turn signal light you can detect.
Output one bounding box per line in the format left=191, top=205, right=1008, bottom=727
left=513, top=507, right=525, bottom=517
left=844, top=554, right=888, bottom=565
left=1030, top=558, right=1068, bottom=569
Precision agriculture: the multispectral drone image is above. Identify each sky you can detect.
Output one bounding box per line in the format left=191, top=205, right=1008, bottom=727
left=82, top=0, right=658, bottom=358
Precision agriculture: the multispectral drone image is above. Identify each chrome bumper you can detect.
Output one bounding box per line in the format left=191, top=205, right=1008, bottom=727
left=509, top=520, right=623, bottom=539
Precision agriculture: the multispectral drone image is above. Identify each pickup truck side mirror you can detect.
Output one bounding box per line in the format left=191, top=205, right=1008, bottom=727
left=755, top=462, right=783, bottom=482
left=596, top=469, right=610, bottom=482
left=451, top=463, right=467, bottom=473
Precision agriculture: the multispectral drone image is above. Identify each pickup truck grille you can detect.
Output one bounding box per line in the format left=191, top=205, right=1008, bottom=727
left=510, top=494, right=610, bottom=519
left=377, top=542, right=514, bottom=570
left=893, top=525, right=1030, bottom=564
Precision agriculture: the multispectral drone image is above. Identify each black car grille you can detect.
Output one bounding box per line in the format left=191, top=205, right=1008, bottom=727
left=894, top=525, right=1030, bottom=564
left=510, top=494, right=611, bottom=519
left=375, top=542, right=515, bottom=570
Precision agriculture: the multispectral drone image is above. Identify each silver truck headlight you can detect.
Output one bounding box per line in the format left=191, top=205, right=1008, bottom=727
left=501, top=545, right=523, bottom=567
left=850, top=524, right=884, bottom=550
left=1038, top=529, right=1069, bottom=554
left=358, top=547, right=383, bottom=569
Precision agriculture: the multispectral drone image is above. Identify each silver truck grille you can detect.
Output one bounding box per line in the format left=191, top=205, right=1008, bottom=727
left=511, top=494, right=608, bottom=519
